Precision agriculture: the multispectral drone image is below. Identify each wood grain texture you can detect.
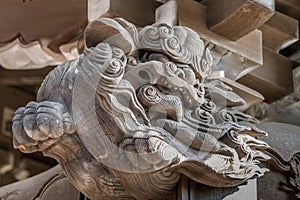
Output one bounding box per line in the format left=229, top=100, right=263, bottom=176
left=237, top=48, right=298, bottom=103
left=206, top=0, right=275, bottom=41
left=179, top=0, right=263, bottom=66
left=258, top=11, right=299, bottom=53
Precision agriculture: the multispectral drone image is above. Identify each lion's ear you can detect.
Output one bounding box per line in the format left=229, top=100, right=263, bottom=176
left=84, top=16, right=140, bottom=55
left=84, top=13, right=120, bottom=48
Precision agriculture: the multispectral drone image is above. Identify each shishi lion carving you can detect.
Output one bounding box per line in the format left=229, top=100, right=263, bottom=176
left=12, top=18, right=270, bottom=199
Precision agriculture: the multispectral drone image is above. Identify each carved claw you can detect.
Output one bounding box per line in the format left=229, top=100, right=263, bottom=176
left=12, top=101, right=76, bottom=153
left=120, top=129, right=180, bottom=170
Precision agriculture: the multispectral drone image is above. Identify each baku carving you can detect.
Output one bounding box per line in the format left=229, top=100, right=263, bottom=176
left=12, top=18, right=270, bottom=199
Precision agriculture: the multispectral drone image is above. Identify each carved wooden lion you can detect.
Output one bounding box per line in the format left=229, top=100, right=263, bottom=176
left=11, top=18, right=270, bottom=199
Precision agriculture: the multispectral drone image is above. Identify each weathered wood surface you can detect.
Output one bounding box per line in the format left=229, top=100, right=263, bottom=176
left=258, top=11, right=299, bottom=53
left=179, top=0, right=263, bottom=65
left=245, top=66, right=300, bottom=123
left=88, top=0, right=110, bottom=22
left=110, top=0, right=162, bottom=26
left=205, top=0, right=275, bottom=41
left=276, top=0, right=300, bottom=63
left=237, top=48, right=297, bottom=103
left=208, top=77, right=265, bottom=110
left=179, top=0, right=264, bottom=80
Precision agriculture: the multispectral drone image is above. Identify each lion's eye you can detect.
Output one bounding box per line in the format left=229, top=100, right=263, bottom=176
left=141, top=52, right=170, bottom=63
left=165, top=62, right=179, bottom=77
left=150, top=53, right=170, bottom=63
left=127, top=56, right=138, bottom=66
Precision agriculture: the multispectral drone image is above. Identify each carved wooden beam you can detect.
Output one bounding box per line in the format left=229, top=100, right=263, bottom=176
left=204, top=0, right=275, bottom=41
left=258, top=11, right=299, bottom=53
left=237, top=48, right=298, bottom=103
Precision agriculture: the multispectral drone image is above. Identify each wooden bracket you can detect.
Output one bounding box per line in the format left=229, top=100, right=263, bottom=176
left=205, top=0, right=275, bottom=41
